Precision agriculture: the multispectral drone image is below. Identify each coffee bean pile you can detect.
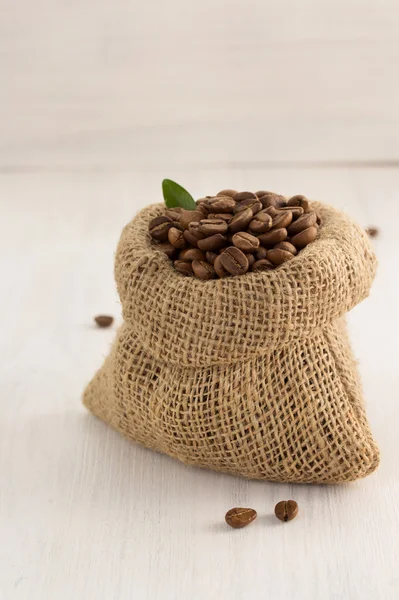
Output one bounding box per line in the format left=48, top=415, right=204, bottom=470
left=149, top=190, right=321, bottom=280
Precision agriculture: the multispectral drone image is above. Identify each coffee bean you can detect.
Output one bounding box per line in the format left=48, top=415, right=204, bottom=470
left=206, top=251, right=218, bottom=265
left=179, top=248, right=206, bottom=261
left=229, top=208, right=253, bottom=233
left=154, top=242, right=176, bottom=258
left=274, top=241, right=298, bottom=255
left=94, top=315, right=114, bottom=328
left=287, top=194, right=307, bottom=207
left=233, top=191, right=257, bottom=201
left=255, top=190, right=272, bottom=198
left=165, top=208, right=182, bottom=221
left=216, top=189, right=238, bottom=198
left=262, top=206, right=280, bottom=217
left=195, top=199, right=210, bottom=215
left=257, top=228, right=287, bottom=247
left=206, top=196, right=236, bottom=213
left=272, top=211, right=293, bottom=230
left=170, top=221, right=184, bottom=231
left=232, top=231, right=260, bottom=253
left=256, top=247, right=269, bottom=260
left=180, top=209, right=205, bottom=229
left=220, top=247, right=249, bottom=276
left=287, top=212, right=317, bottom=236
left=268, top=248, right=295, bottom=266
left=197, top=233, right=227, bottom=251
left=198, top=218, right=229, bottom=236
left=291, top=226, right=318, bottom=248
left=192, top=260, right=216, bottom=280
left=277, top=206, right=304, bottom=219
left=247, top=253, right=255, bottom=269
left=168, top=227, right=187, bottom=249
left=258, top=193, right=280, bottom=208
left=288, top=195, right=310, bottom=212
left=149, top=215, right=173, bottom=241
left=174, top=260, right=193, bottom=275
left=234, top=198, right=262, bottom=216
left=225, top=507, right=257, bottom=529
left=274, top=500, right=298, bottom=522
left=183, top=229, right=203, bottom=247
left=208, top=213, right=233, bottom=222
left=248, top=212, right=273, bottom=234
left=365, top=226, right=379, bottom=238
left=214, top=254, right=228, bottom=278
left=252, top=258, right=274, bottom=271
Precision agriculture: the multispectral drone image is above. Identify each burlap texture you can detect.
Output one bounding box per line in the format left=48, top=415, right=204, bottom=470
left=83, top=202, right=380, bottom=483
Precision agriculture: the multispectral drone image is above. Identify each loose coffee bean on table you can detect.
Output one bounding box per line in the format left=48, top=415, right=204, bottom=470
left=149, top=189, right=321, bottom=278
left=94, top=315, right=114, bottom=328
left=225, top=507, right=257, bottom=529
left=365, top=226, right=379, bottom=238
left=274, top=500, right=298, bottom=522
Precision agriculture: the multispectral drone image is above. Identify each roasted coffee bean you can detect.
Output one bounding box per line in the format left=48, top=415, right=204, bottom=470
left=272, top=211, right=293, bottom=230
left=165, top=208, right=182, bottom=221
left=206, top=196, right=236, bottom=213
left=248, top=212, right=273, bottom=234
left=268, top=248, right=295, bottom=266
left=258, top=193, right=280, bottom=208
left=258, top=228, right=287, bottom=247
left=94, top=315, right=114, bottom=328
left=277, top=206, right=304, bottom=219
left=220, top=246, right=249, bottom=276
left=174, top=260, right=193, bottom=276
left=196, top=199, right=210, bottom=215
left=180, top=209, right=205, bottom=229
left=274, top=500, right=298, bottom=522
left=365, top=226, right=379, bottom=238
left=234, top=198, right=262, bottom=216
left=225, top=507, right=257, bottom=529
left=183, top=229, right=203, bottom=247
left=168, top=227, right=187, bottom=249
left=256, top=247, right=269, bottom=260
left=229, top=208, right=253, bottom=233
left=149, top=215, right=173, bottom=241
left=214, top=254, right=228, bottom=278
left=287, top=194, right=307, bottom=207
left=288, top=195, right=310, bottom=212
left=291, top=226, right=318, bottom=248
left=216, top=189, right=238, bottom=198
left=287, top=212, right=317, bottom=236
left=232, top=231, right=260, bottom=253
left=274, top=241, right=298, bottom=255
left=262, top=206, right=280, bottom=217
left=198, top=218, right=229, bottom=236
left=208, top=213, right=233, bottom=222
left=197, top=233, right=227, bottom=251
left=252, top=258, right=274, bottom=271
left=155, top=242, right=176, bottom=258
left=247, top=253, right=255, bottom=269
left=255, top=190, right=272, bottom=198
left=179, top=248, right=206, bottom=261
left=233, top=191, right=257, bottom=202
left=192, top=260, right=216, bottom=280
left=170, top=221, right=184, bottom=231
left=206, top=251, right=218, bottom=265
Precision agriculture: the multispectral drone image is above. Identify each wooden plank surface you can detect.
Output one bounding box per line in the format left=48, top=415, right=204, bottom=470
left=0, top=168, right=398, bottom=600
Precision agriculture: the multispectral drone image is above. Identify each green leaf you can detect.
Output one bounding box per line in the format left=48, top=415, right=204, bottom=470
left=162, top=179, right=197, bottom=210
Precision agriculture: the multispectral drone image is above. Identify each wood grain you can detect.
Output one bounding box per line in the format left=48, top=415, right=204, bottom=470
left=0, top=168, right=398, bottom=600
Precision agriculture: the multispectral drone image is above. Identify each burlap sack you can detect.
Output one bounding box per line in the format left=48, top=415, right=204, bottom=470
left=83, top=202, right=380, bottom=483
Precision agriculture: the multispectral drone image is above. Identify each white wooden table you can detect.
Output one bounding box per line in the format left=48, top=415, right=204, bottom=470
left=1, top=167, right=398, bottom=600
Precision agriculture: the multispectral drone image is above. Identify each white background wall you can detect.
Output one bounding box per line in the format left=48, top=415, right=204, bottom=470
left=1, top=0, right=399, bottom=169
